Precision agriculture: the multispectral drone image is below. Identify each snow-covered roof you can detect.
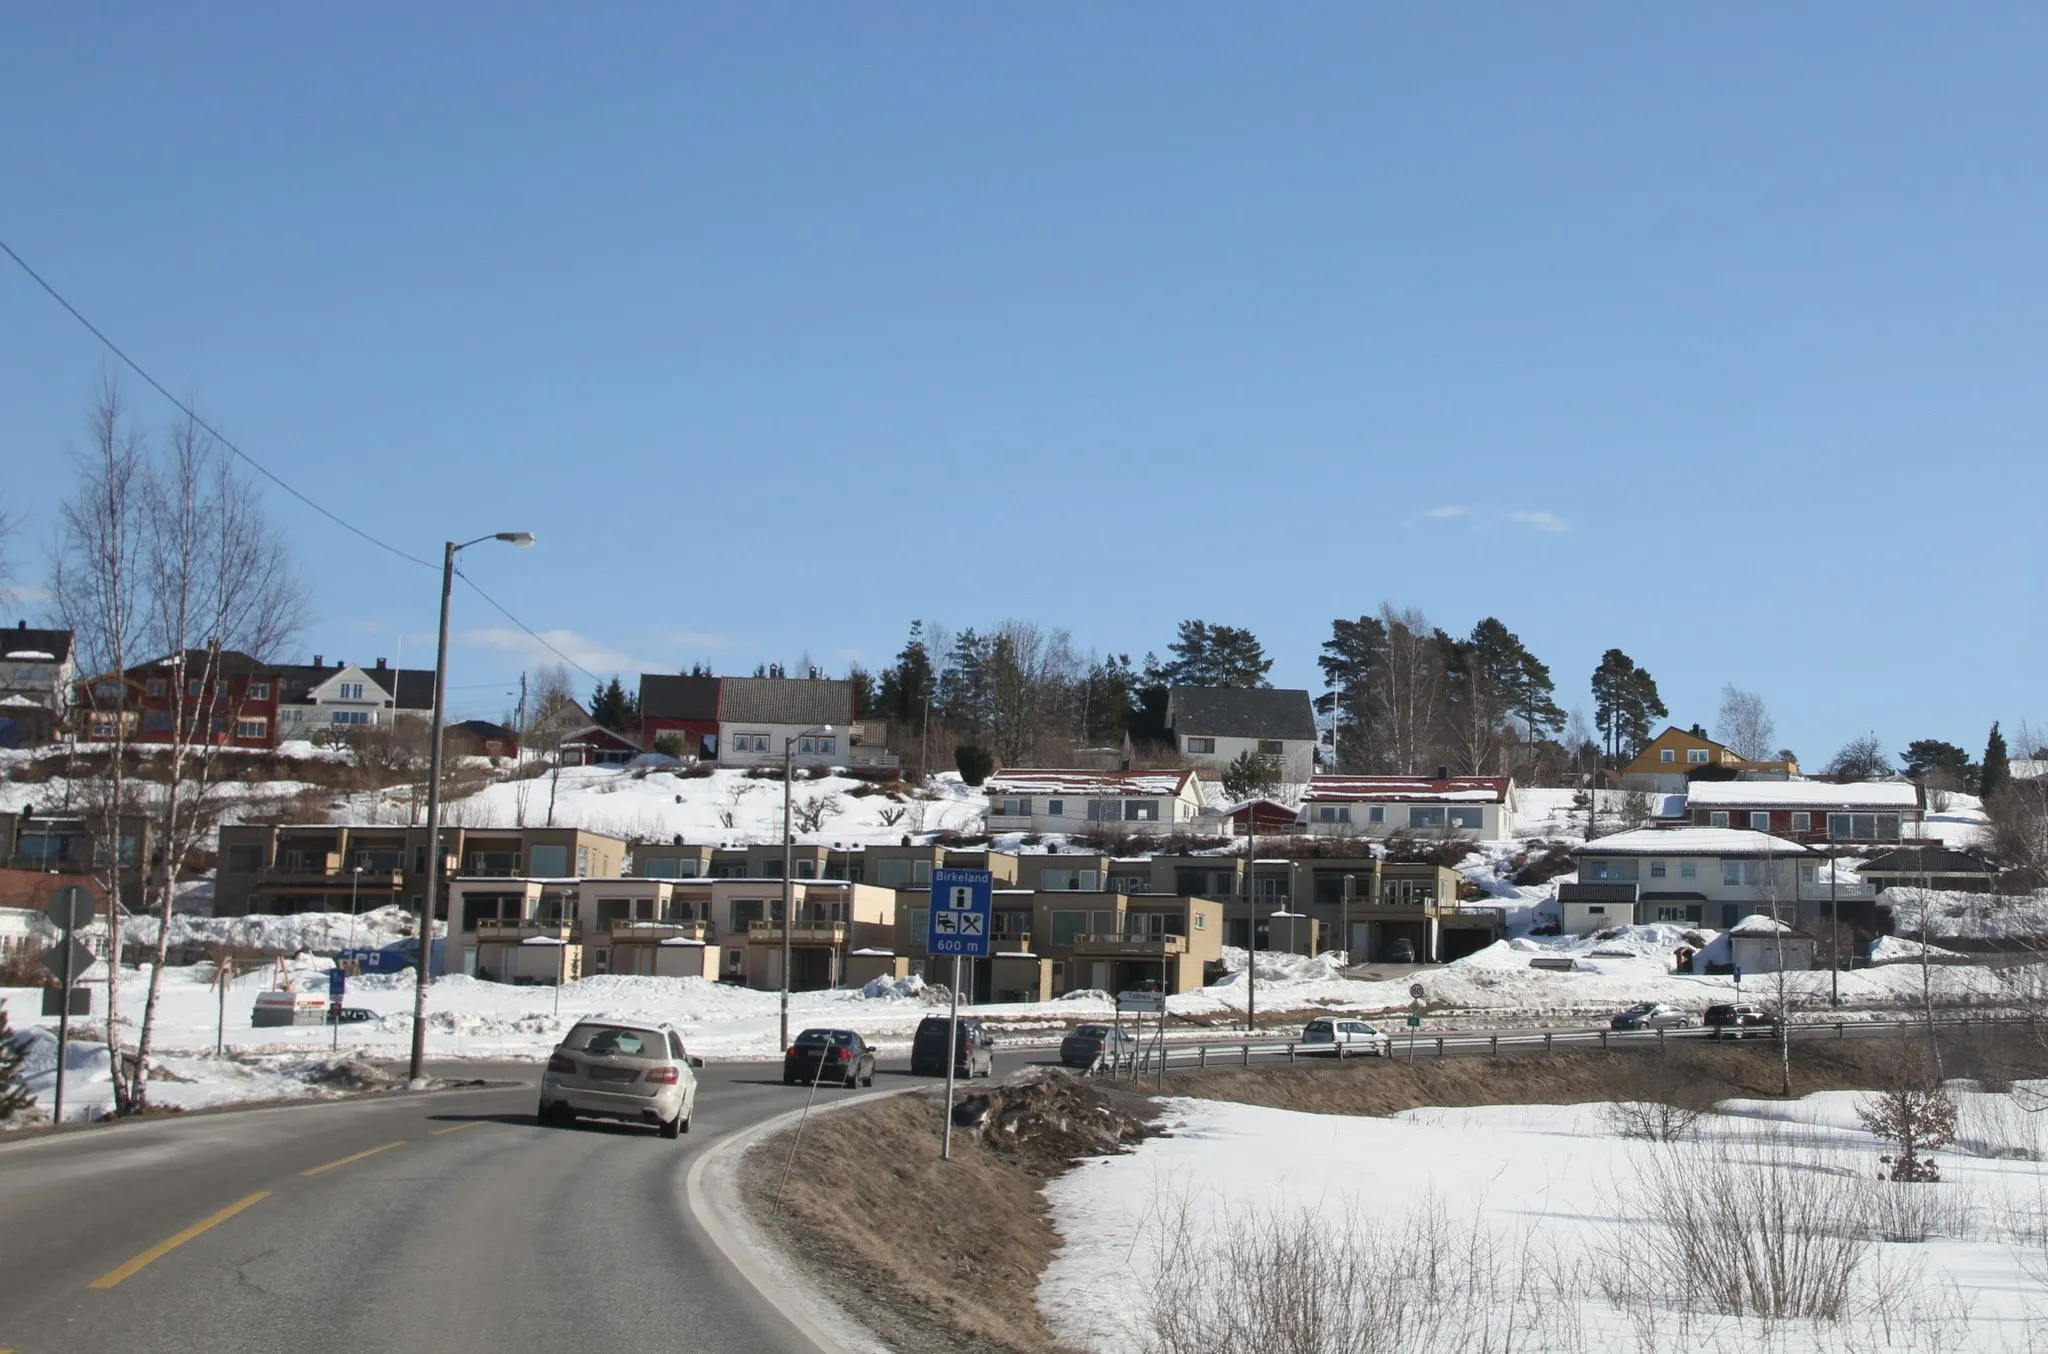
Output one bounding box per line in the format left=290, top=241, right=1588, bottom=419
left=3, top=650, right=56, bottom=661
left=1728, top=914, right=1811, bottom=938
left=985, top=769, right=1196, bottom=797
left=1301, top=776, right=1510, bottom=804
left=1578, top=827, right=1812, bottom=857
left=1686, top=780, right=1918, bottom=810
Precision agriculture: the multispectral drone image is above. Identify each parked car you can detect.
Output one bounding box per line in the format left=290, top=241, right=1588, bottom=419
left=1299, top=1016, right=1390, bottom=1058
left=539, top=1020, right=702, bottom=1138
left=784, top=1028, right=877, bottom=1087
left=1383, top=938, right=1417, bottom=964
left=1704, top=1003, right=1779, bottom=1039
left=324, top=1007, right=376, bottom=1024
left=1609, top=1002, right=1694, bottom=1031
left=1060, top=1023, right=1138, bottom=1070
left=911, top=1014, right=994, bottom=1078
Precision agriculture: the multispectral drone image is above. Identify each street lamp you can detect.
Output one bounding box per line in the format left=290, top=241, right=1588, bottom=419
left=779, top=723, right=834, bottom=1050
left=407, top=530, right=535, bottom=1087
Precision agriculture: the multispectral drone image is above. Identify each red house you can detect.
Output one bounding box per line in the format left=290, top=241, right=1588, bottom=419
left=76, top=649, right=282, bottom=750
left=637, top=674, right=721, bottom=759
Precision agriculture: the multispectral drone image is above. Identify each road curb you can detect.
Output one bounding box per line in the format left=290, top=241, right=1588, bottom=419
left=684, top=1084, right=924, bottom=1354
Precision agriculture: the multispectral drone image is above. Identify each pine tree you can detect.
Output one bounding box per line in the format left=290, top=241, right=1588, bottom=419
left=1079, top=653, right=1139, bottom=745
left=1316, top=615, right=1387, bottom=768
left=1981, top=722, right=2011, bottom=802
left=589, top=677, right=634, bottom=732
left=1160, top=620, right=1271, bottom=688
left=1620, top=667, right=1667, bottom=760
left=1221, top=749, right=1284, bottom=802
left=1901, top=739, right=1974, bottom=786
left=1590, top=649, right=1638, bottom=763
left=877, top=621, right=937, bottom=726
left=0, top=1005, right=34, bottom=1121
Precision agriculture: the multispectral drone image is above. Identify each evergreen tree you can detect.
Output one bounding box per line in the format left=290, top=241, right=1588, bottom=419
left=845, top=664, right=877, bottom=719
left=589, top=676, right=635, bottom=732
left=1079, top=653, right=1139, bottom=745
left=1901, top=739, right=1975, bottom=786
left=1590, top=649, right=1638, bottom=762
left=0, top=1005, right=35, bottom=1121
left=1620, top=666, right=1667, bottom=760
left=1159, top=620, right=1271, bottom=688
left=1315, top=615, right=1387, bottom=768
left=1221, top=749, right=1284, bottom=802
left=936, top=628, right=995, bottom=737
left=877, top=621, right=937, bottom=726
left=1981, top=722, right=2012, bottom=801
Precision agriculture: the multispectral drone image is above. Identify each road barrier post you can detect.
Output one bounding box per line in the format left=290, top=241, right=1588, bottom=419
left=1490, top=1034, right=1498, bottom=1056
left=1544, top=1033, right=1552, bottom=1052
left=1241, top=1043, right=1250, bottom=1067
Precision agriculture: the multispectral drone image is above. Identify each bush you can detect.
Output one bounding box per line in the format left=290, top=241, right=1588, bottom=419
left=1511, top=841, right=1577, bottom=887
left=1381, top=836, right=1478, bottom=869
left=954, top=745, right=995, bottom=786
left=652, top=733, right=686, bottom=758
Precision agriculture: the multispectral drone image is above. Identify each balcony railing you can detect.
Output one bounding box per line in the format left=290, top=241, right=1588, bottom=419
left=604, top=919, right=710, bottom=942
left=1070, top=933, right=1189, bottom=956
left=746, top=920, right=849, bottom=944
left=474, top=919, right=579, bottom=941
left=256, top=868, right=404, bottom=890
left=992, top=932, right=1033, bottom=953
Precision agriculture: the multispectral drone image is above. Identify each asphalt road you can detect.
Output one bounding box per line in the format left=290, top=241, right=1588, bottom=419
left=0, top=1052, right=1032, bottom=1354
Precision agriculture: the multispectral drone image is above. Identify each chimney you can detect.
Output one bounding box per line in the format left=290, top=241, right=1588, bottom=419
left=375, top=658, right=387, bottom=670
left=313, top=655, right=323, bottom=667
left=1436, top=765, right=1449, bottom=781
left=15, top=620, right=24, bottom=630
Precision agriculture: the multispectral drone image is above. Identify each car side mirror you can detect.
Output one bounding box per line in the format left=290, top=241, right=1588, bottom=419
left=689, top=1056, right=705, bottom=1069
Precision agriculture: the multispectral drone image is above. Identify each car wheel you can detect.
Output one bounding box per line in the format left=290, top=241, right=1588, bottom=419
left=862, top=1071, right=875, bottom=1087
left=659, top=1111, right=682, bottom=1140
left=782, top=1074, right=795, bottom=1085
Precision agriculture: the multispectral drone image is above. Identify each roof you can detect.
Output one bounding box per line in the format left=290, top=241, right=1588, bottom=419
left=985, top=768, right=1197, bottom=797
left=271, top=661, right=437, bottom=709
left=1557, top=883, right=1640, bottom=904
left=1301, top=776, right=1511, bottom=804
left=1686, top=780, right=1919, bottom=810
left=1857, top=846, right=1995, bottom=875
left=386, top=668, right=437, bottom=711
left=1728, top=914, right=1810, bottom=938
left=1165, top=687, right=1317, bottom=741
left=639, top=674, right=721, bottom=722
left=129, top=649, right=270, bottom=677
left=0, top=625, right=73, bottom=665
left=449, top=719, right=516, bottom=740
left=1578, top=827, right=1812, bottom=857
left=558, top=724, right=643, bottom=750
left=718, top=677, right=853, bottom=727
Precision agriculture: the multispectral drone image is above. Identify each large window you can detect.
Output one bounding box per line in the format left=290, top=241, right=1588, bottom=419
left=529, top=844, right=569, bottom=876
left=1039, top=867, right=1099, bottom=891
left=1448, top=807, right=1483, bottom=830
left=236, top=718, right=267, bottom=739
left=875, top=859, right=932, bottom=888
left=1257, top=740, right=1284, bottom=755
left=1315, top=805, right=1351, bottom=824
left=1584, top=858, right=1638, bottom=882
left=1123, top=800, right=1160, bottom=822
left=1049, top=910, right=1088, bottom=946
left=1688, top=749, right=1710, bottom=764
left=642, top=857, right=679, bottom=878
left=995, top=798, right=1031, bottom=817
left=1828, top=813, right=1901, bottom=841
left=1186, top=737, right=1215, bottom=754
left=1409, top=806, right=1446, bottom=829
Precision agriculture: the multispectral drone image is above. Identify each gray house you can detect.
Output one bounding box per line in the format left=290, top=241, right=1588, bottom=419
left=1154, top=686, right=1318, bottom=784
left=716, top=678, right=858, bottom=769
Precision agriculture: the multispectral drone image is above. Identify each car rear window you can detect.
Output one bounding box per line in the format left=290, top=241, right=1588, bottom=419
left=1305, top=1020, right=1332, bottom=1033
left=1074, top=1025, right=1108, bottom=1038
left=565, top=1025, right=665, bottom=1057
left=795, top=1030, right=855, bottom=1046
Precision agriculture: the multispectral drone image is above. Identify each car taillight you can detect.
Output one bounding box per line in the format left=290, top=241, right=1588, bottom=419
left=786, top=1046, right=801, bottom=1057
left=547, top=1053, right=575, bottom=1074
left=644, top=1066, right=681, bottom=1084
left=834, top=1048, right=850, bottom=1061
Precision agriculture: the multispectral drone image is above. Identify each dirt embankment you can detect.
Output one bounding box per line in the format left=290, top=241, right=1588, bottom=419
left=742, top=1073, right=1156, bottom=1354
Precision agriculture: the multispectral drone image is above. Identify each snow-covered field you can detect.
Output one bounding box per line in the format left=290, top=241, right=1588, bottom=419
left=1042, top=1088, right=2048, bottom=1353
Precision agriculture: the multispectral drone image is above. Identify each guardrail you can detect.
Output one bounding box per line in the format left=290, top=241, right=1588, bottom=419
left=1081, top=1013, right=2038, bottom=1084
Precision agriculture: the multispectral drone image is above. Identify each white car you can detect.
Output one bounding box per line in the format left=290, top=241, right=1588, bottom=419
left=1300, top=1017, right=1390, bottom=1058
left=540, top=1019, right=702, bottom=1138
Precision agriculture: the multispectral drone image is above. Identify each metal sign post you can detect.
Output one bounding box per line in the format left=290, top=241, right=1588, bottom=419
left=328, top=967, right=347, bottom=1050
left=929, top=868, right=993, bottom=1162
left=45, top=886, right=94, bottom=1126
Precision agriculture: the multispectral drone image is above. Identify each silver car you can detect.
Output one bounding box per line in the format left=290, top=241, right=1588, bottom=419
left=540, top=1020, right=702, bottom=1138
left=1609, top=1002, right=1693, bottom=1032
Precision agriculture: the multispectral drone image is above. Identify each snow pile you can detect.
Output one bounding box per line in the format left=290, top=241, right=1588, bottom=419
left=1868, top=935, right=1975, bottom=965
left=123, top=904, right=426, bottom=954
left=1881, top=888, right=2048, bottom=943
left=1040, top=1089, right=2048, bottom=1353
left=857, top=972, right=926, bottom=1001
left=8, top=1024, right=357, bottom=1126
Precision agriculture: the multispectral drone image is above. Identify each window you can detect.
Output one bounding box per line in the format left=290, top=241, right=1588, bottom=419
left=1709, top=811, right=1729, bottom=828
left=1049, top=910, right=1088, bottom=946
left=226, top=845, right=262, bottom=873
left=1791, top=812, right=1811, bottom=832
left=996, top=798, right=1031, bottom=817
left=1687, top=749, right=1710, bottom=764
left=875, top=859, right=932, bottom=888
left=142, top=711, right=171, bottom=732
left=798, top=735, right=835, bottom=755
left=1660, top=748, right=1675, bottom=764
left=235, top=718, right=267, bottom=739
left=1046, top=799, right=1064, bottom=817
left=330, top=710, right=369, bottom=725
left=1750, top=812, right=1770, bottom=831
left=796, top=859, right=817, bottom=879
left=1649, top=860, right=1667, bottom=879
left=187, top=681, right=203, bottom=698
left=215, top=680, right=231, bottom=698
left=1680, top=860, right=1697, bottom=879
left=1257, top=739, right=1284, bottom=755
left=1584, top=858, right=1638, bottom=882
left=1723, top=861, right=1743, bottom=888
left=529, top=844, right=568, bottom=876
left=1123, top=800, right=1159, bottom=822
left=1584, top=905, right=1606, bottom=916
left=1040, top=868, right=1100, bottom=891
left=1368, top=806, right=1384, bottom=824
left=1828, top=812, right=1902, bottom=841
left=643, top=858, right=679, bottom=878
left=1409, top=806, right=1446, bottom=829
left=1799, top=864, right=1817, bottom=886
left=1448, top=807, right=1483, bottom=830
left=146, top=678, right=167, bottom=698
left=576, top=845, right=590, bottom=876
left=338, top=682, right=365, bottom=700
left=247, top=681, right=270, bottom=701
left=1186, top=737, right=1215, bottom=754
left=1194, top=912, right=1206, bottom=930
left=1315, top=805, right=1351, bottom=824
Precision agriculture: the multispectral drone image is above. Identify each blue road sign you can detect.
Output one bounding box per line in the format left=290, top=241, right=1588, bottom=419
left=927, top=868, right=993, bottom=958
left=328, top=967, right=347, bottom=999
left=1732, top=966, right=1743, bottom=984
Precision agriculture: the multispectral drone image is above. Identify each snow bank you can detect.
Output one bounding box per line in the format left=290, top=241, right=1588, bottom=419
left=1881, top=887, right=2048, bottom=943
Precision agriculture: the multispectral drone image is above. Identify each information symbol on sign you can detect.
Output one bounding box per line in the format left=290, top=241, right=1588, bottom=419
left=948, top=886, right=974, bottom=910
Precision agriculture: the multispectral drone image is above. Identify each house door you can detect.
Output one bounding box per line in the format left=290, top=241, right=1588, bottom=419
left=1089, top=961, right=1110, bottom=992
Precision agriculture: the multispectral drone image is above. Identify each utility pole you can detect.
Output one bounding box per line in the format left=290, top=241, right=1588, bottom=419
left=1342, top=874, right=1355, bottom=968
left=1244, top=811, right=1258, bottom=1033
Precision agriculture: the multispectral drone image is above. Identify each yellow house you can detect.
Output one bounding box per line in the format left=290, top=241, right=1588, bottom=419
left=1622, top=726, right=1797, bottom=792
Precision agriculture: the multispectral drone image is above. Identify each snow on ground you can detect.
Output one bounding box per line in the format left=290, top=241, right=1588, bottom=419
left=9, top=1024, right=362, bottom=1126
left=1041, top=1088, right=2048, bottom=1353
left=1883, top=888, right=2048, bottom=944
left=123, top=903, right=425, bottom=954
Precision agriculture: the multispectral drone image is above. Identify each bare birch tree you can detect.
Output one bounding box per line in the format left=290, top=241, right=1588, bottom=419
left=1717, top=685, right=1778, bottom=763
left=50, top=376, right=148, bottom=1116
left=1367, top=605, right=1443, bottom=774
left=123, top=411, right=306, bottom=1107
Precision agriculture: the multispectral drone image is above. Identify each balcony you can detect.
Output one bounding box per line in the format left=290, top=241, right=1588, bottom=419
left=604, top=919, right=710, bottom=943
left=992, top=932, right=1034, bottom=954
left=256, top=868, right=404, bottom=892
left=474, top=919, right=580, bottom=942
left=1070, top=933, right=1189, bottom=957
left=746, top=920, right=849, bottom=945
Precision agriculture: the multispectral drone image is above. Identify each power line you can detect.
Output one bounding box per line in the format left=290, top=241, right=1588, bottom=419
left=3, top=233, right=612, bottom=688
left=0, top=234, right=437, bottom=572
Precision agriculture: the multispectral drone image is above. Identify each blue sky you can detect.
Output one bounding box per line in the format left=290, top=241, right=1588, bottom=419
left=2, top=4, right=2043, bottom=755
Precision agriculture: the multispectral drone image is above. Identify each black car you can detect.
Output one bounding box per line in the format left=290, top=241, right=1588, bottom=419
left=910, top=1015, right=994, bottom=1078
left=1703, top=1003, right=1778, bottom=1039
left=324, top=1007, right=377, bottom=1024
left=1060, top=1023, right=1138, bottom=1070
left=783, top=1028, right=876, bottom=1086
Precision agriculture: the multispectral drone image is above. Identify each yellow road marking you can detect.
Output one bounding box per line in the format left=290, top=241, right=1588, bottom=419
left=430, top=1120, right=486, bottom=1136
left=89, top=1191, right=271, bottom=1289
left=299, top=1140, right=406, bottom=1176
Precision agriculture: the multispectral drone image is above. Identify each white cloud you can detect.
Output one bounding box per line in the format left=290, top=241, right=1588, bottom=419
left=459, top=627, right=647, bottom=675
left=1506, top=509, right=1570, bottom=533
left=1423, top=505, right=1470, bottom=519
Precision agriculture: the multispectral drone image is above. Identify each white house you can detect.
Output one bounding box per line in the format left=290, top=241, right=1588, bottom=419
left=0, top=622, right=75, bottom=746
left=985, top=769, right=1208, bottom=836
left=1298, top=776, right=1517, bottom=840
left=715, top=677, right=857, bottom=770
left=1574, top=826, right=1817, bottom=931
left=1698, top=914, right=1817, bottom=976
left=275, top=657, right=435, bottom=734
left=1556, top=882, right=1639, bottom=936
left=1158, top=686, right=1319, bottom=785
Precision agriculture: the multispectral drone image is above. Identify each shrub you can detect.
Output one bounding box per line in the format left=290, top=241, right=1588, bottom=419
left=652, top=733, right=686, bottom=758
left=954, top=745, right=995, bottom=786
left=1511, top=841, right=1578, bottom=887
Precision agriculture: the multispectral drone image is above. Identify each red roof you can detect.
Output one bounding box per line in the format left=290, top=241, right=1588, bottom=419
left=1301, top=776, right=1511, bottom=804
left=985, top=768, right=1197, bottom=797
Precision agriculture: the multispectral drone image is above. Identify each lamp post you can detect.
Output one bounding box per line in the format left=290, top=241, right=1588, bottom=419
left=408, top=531, right=534, bottom=1087
left=348, top=863, right=363, bottom=967
left=779, top=723, right=835, bottom=1050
